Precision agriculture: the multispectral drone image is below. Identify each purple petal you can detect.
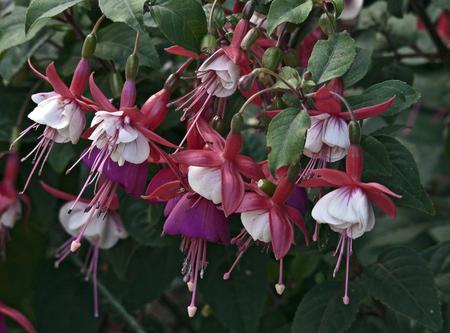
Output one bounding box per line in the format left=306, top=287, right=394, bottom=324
left=286, top=187, right=308, bottom=215
left=163, top=194, right=230, bottom=244
left=83, top=148, right=148, bottom=196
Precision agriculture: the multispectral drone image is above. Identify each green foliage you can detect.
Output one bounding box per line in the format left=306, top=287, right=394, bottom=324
left=267, top=0, right=313, bottom=35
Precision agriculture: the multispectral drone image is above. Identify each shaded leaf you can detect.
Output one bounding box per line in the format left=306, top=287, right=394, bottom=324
left=99, top=0, right=145, bottom=32
left=26, top=0, right=83, bottom=32
left=422, top=241, right=450, bottom=302
left=267, top=0, right=313, bottom=35
left=343, top=47, right=372, bottom=88
left=361, top=135, right=392, bottom=177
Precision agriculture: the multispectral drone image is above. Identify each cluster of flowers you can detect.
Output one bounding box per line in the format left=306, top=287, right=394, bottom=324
left=1, top=0, right=403, bottom=319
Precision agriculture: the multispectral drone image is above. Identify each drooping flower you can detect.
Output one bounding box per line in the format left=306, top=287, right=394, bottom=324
left=12, top=59, right=92, bottom=192
left=301, top=84, right=396, bottom=178
left=143, top=155, right=229, bottom=318
left=301, top=143, right=401, bottom=304
left=224, top=166, right=309, bottom=295
left=340, top=0, right=364, bottom=21
left=41, top=182, right=126, bottom=317
left=0, top=152, right=30, bottom=258
left=174, top=116, right=264, bottom=216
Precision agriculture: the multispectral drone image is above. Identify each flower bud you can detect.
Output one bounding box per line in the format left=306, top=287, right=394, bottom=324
left=230, top=113, right=244, bottom=133
left=125, top=53, right=139, bottom=81
left=120, top=80, right=136, bottom=108
left=240, top=27, right=260, bottom=51
left=109, top=72, right=124, bottom=99
left=262, top=47, right=283, bottom=71
left=201, top=34, right=217, bottom=54
left=141, top=89, right=170, bottom=129
left=332, top=0, right=344, bottom=17
left=257, top=179, right=276, bottom=196
left=210, top=115, right=224, bottom=132
left=348, top=120, right=361, bottom=145
left=283, top=49, right=300, bottom=67
left=319, top=12, right=336, bottom=35
left=81, top=33, right=97, bottom=59
left=163, top=73, right=179, bottom=93
left=242, top=0, right=256, bottom=21
left=238, top=73, right=256, bottom=91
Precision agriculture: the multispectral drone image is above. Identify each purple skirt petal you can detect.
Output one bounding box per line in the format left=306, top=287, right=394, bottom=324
left=163, top=193, right=230, bottom=244
left=83, top=147, right=148, bottom=196
left=286, top=186, right=308, bottom=215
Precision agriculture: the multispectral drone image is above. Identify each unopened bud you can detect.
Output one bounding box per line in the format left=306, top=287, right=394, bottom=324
left=348, top=120, right=361, bottom=145
left=319, top=12, right=336, bottom=35
left=125, top=53, right=139, bottom=81
left=201, top=34, right=217, bottom=54
left=262, top=47, right=283, bottom=71
left=230, top=113, right=244, bottom=133
left=210, top=115, right=224, bottom=132
left=242, top=0, right=256, bottom=21
left=163, top=73, right=179, bottom=93
left=240, top=27, right=260, bottom=51
left=238, top=73, right=256, bottom=91
left=257, top=179, right=276, bottom=196
left=81, top=33, right=97, bottom=59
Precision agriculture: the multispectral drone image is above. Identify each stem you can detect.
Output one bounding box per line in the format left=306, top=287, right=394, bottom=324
left=208, top=0, right=220, bottom=34
left=410, top=0, right=450, bottom=65
left=330, top=91, right=355, bottom=121
left=91, top=15, right=105, bottom=35
left=97, top=281, right=146, bottom=333
left=133, top=32, right=141, bottom=55
left=63, top=11, right=85, bottom=40
left=237, top=87, right=282, bottom=115
left=254, top=68, right=302, bottom=98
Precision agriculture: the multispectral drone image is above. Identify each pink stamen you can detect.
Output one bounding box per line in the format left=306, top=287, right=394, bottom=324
left=343, top=234, right=351, bottom=305
left=223, top=233, right=252, bottom=280
left=313, top=223, right=319, bottom=242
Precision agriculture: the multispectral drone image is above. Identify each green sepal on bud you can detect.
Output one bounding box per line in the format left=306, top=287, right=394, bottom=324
left=230, top=113, right=244, bottom=133
left=81, top=33, right=97, bottom=59
left=262, top=47, right=283, bottom=71
left=348, top=120, right=361, bottom=145
left=125, top=54, right=139, bottom=81
left=109, top=72, right=124, bottom=98
left=210, top=115, right=224, bottom=132
left=257, top=179, right=276, bottom=197
left=240, top=27, right=260, bottom=51
left=201, top=34, right=217, bottom=54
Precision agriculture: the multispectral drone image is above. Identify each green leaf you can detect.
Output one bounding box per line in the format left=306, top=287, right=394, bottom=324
left=98, top=0, right=145, bottom=32
left=120, top=196, right=167, bottom=246
left=0, top=31, right=50, bottom=85
left=362, top=247, right=442, bottom=331
left=347, top=80, right=420, bottom=118
left=95, top=23, right=160, bottom=69
left=363, top=135, right=434, bottom=215
left=307, top=32, right=357, bottom=84
left=433, top=0, right=450, bottom=9
left=267, top=0, right=313, bottom=35
left=34, top=262, right=101, bottom=332
left=150, top=0, right=207, bottom=53
left=343, top=47, right=372, bottom=88
left=25, top=0, right=83, bottom=33
left=291, top=282, right=365, bottom=333
left=361, top=135, right=392, bottom=177
left=422, top=241, right=450, bottom=302
left=0, top=6, right=47, bottom=54
left=273, top=66, right=302, bottom=90
left=203, top=3, right=225, bottom=31
left=203, top=247, right=268, bottom=333
left=266, top=108, right=310, bottom=174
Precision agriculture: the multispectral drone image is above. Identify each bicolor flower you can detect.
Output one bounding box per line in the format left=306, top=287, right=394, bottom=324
left=0, top=152, right=30, bottom=258
left=66, top=75, right=178, bottom=216
left=174, top=116, right=264, bottom=216
left=144, top=156, right=229, bottom=318
left=224, top=169, right=309, bottom=295
left=301, top=144, right=401, bottom=304
left=302, top=85, right=396, bottom=177
left=41, top=182, right=126, bottom=317
left=12, top=59, right=92, bottom=192
left=340, top=0, right=364, bottom=21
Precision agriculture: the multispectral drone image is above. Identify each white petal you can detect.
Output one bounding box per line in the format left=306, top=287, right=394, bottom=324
left=188, top=166, right=222, bottom=204
left=0, top=201, right=21, bottom=228
left=241, top=210, right=271, bottom=242
left=59, top=201, right=87, bottom=236
left=304, top=116, right=327, bottom=155
left=340, top=0, right=364, bottom=20
left=28, top=96, right=69, bottom=129
left=120, top=133, right=150, bottom=164
left=322, top=116, right=350, bottom=150
left=31, top=92, right=58, bottom=104
left=118, top=125, right=139, bottom=143
left=199, top=52, right=230, bottom=72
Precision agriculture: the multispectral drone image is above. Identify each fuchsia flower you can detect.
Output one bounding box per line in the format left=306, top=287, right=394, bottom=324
left=340, top=0, right=364, bottom=21
left=42, top=182, right=126, bottom=317
left=301, top=143, right=401, bottom=304
left=174, top=116, right=264, bottom=216
left=0, top=152, right=30, bottom=258
left=418, top=10, right=450, bottom=44
left=302, top=84, right=396, bottom=177
left=66, top=74, right=178, bottom=220
left=297, top=28, right=323, bottom=67
left=144, top=154, right=229, bottom=318
left=0, top=302, right=37, bottom=333
left=224, top=167, right=309, bottom=295
left=12, top=59, right=92, bottom=192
